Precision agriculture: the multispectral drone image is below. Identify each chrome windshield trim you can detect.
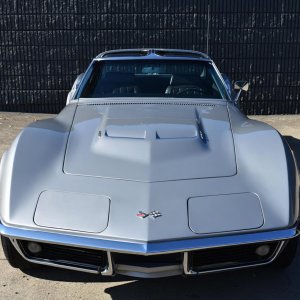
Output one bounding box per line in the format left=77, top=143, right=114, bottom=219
left=0, top=222, right=298, bottom=255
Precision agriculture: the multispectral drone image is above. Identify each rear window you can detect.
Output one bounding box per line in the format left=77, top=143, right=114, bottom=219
left=79, top=60, right=227, bottom=99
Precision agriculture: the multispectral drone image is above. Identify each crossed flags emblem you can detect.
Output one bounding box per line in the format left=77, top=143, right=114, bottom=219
left=136, top=211, right=162, bottom=219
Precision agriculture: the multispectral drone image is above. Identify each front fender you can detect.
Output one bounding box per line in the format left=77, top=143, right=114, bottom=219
left=228, top=104, right=299, bottom=229
left=0, top=104, right=76, bottom=227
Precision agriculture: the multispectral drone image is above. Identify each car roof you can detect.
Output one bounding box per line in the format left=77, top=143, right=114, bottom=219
left=94, top=49, right=211, bottom=61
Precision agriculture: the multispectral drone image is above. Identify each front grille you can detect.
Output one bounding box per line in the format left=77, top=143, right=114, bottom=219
left=113, top=252, right=183, bottom=268
left=16, top=239, right=282, bottom=275
left=18, top=240, right=107, bottom=272
left=190, top=242, right=279, bottom=272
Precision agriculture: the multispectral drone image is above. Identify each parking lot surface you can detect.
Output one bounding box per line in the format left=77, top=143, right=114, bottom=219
left=0, top=112, right=300, bottom=300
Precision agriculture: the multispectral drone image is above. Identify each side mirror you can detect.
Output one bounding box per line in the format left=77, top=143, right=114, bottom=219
left=234, top=80, right=249, bottom=92
left=233, top=80, right=249, bottom=105
left=66, top=73, right=84, bottom=105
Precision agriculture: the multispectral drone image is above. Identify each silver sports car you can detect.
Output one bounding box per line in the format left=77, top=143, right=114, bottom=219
left=0, top=49, right=299, bottom=278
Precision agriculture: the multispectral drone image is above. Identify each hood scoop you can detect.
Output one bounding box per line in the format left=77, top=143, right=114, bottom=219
left=64, top=103, right=236, bottom=182
left=105, top=124, right=198, bottom=139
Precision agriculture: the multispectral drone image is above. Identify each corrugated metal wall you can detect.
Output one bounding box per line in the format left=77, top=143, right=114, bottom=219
left=0, top=0, right=299, bottom=114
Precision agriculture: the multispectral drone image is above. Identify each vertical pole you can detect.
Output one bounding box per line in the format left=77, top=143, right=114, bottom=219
left=206, top=2, right=210, bottom=55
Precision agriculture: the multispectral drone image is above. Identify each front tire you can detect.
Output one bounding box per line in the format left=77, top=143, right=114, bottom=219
left=1, top=236, right=33, bottom=270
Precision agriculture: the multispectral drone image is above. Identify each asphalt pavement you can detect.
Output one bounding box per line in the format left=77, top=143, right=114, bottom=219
left=0, top=112, right=300, bottom=300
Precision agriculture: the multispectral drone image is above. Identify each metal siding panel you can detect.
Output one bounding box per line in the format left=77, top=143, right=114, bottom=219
left=0, top=0, right=298, bottom=114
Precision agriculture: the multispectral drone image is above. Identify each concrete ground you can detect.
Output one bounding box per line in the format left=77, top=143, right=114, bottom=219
left=0, top=112, right=300, bottom=300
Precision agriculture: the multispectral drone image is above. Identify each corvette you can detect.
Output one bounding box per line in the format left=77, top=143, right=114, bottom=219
left=0, top=49, right=299, bottom=278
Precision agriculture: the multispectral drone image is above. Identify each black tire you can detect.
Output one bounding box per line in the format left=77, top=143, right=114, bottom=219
left=1, top=236, right=33, bottom=270
left=273, top=237, right=298, bottom=268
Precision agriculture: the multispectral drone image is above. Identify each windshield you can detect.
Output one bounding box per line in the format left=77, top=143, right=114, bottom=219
left=79, top=60, right=228, bottom=99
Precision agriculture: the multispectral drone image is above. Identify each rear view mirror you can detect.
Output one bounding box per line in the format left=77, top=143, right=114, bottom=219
left=234, top=80, right=249, bottom=105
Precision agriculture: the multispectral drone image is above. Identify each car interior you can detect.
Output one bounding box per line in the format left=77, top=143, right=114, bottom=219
left=81, top=60, right=224, bottom=99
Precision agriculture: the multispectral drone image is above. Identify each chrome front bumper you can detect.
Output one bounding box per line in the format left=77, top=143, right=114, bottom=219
left=0, top=222, right=298, bottom=277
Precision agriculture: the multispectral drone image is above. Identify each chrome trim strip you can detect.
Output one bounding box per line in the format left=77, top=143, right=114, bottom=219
left=0, top=222, right=298, bottom=255
left=115, top=264, right=183, bottom=278
left=101, top=251, right=114, bottom=276
left=96, top=48, right=210, bottom=59
left=183, top=241, right=286, bottom=275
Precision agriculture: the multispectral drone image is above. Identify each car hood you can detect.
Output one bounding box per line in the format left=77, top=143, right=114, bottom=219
left=63, top=101, right=236, bottom=182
